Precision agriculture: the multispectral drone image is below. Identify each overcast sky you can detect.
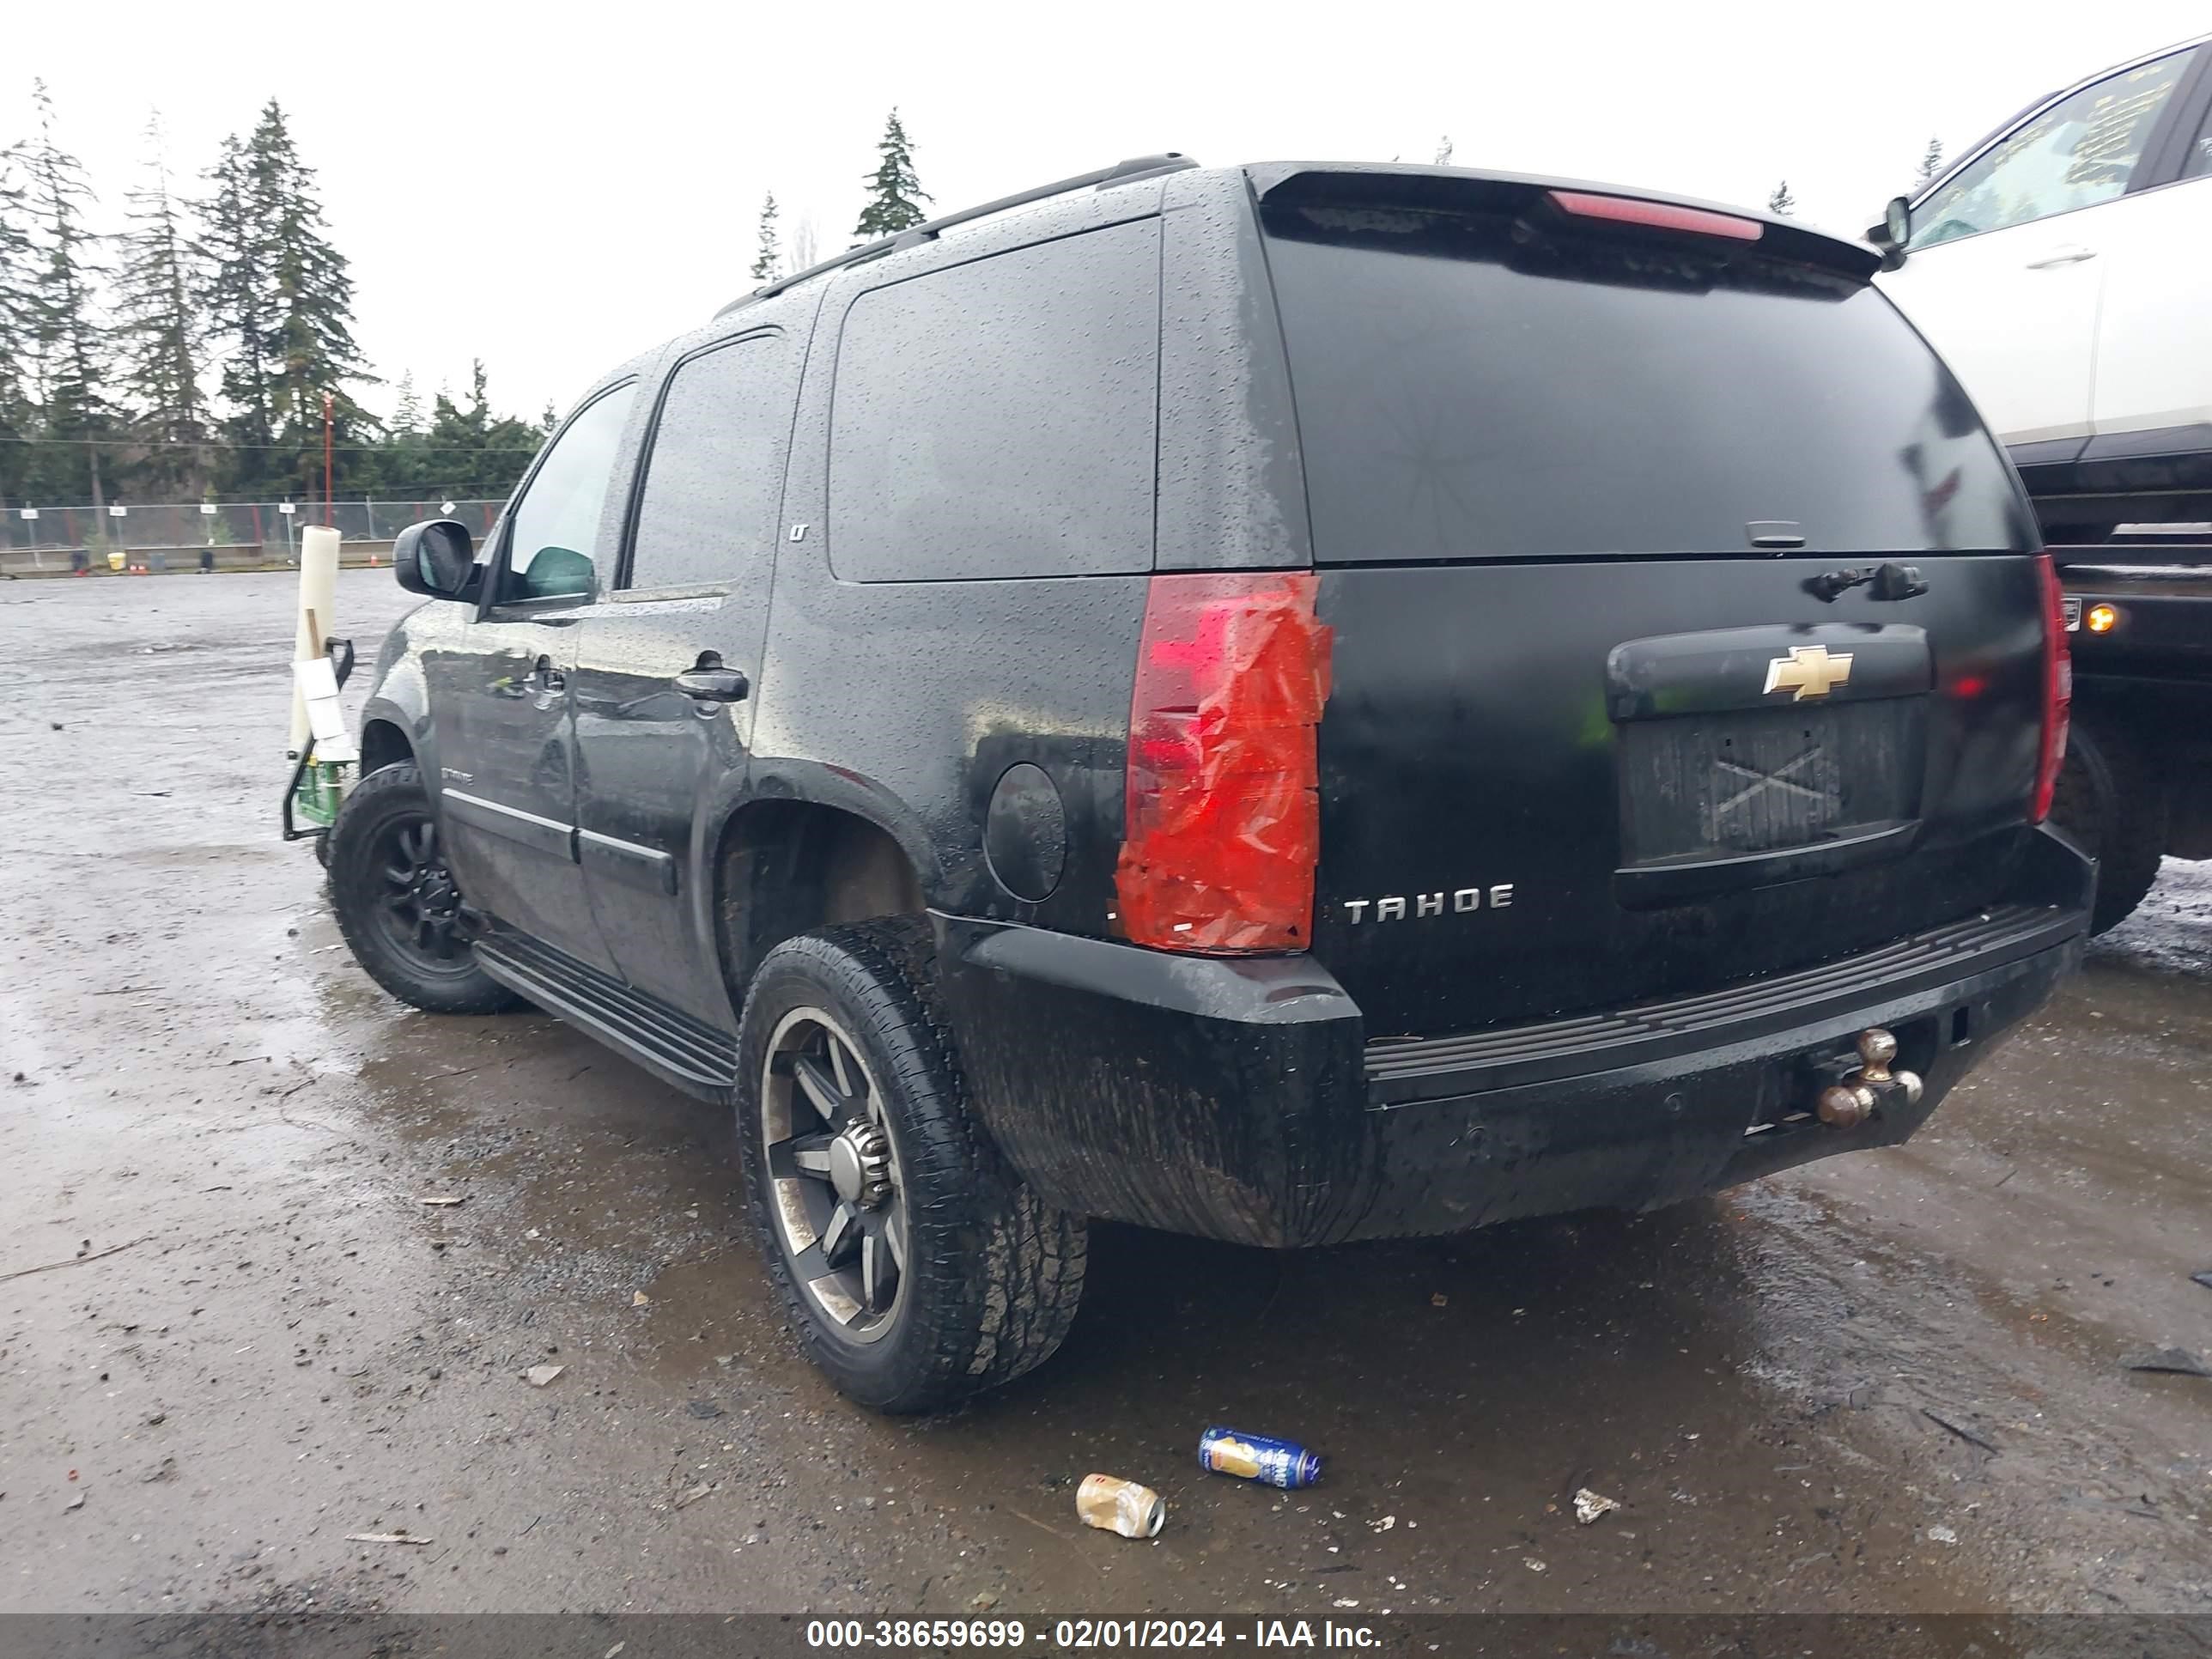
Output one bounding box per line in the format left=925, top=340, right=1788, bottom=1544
left=12, top=0, right=2207, bottom=423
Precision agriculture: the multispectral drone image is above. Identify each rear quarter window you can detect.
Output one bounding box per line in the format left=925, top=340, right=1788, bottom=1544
left=828, top=218, right=1160, bottom=581
left=1261, top=196, right=2031, bottom=561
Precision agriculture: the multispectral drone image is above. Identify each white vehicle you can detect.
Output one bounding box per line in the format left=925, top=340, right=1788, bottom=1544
left=1872, top=35, right=2212, bottom=541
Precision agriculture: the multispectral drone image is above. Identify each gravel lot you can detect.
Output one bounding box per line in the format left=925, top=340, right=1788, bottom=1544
left=3, top=569, right=2208, bottom=1623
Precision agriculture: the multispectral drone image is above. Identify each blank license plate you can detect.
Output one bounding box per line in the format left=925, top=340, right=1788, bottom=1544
left=1619, top=701, right=1923, bottom=865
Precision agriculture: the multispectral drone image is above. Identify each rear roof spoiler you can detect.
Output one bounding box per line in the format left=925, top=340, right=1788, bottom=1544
left=1247, top=162, right=1882, bottom=283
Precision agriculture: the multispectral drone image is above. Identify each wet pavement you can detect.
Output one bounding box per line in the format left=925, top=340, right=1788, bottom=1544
left=1, top=570, right=2208, bottom=1619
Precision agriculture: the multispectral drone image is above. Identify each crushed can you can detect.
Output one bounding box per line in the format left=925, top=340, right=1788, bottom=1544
left=1199, top=1425, right=1322, bottom=1488
left=1076, top=1473, right=1166, bottom=1538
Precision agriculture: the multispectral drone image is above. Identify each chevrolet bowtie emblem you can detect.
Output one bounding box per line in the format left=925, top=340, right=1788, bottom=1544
left=1763, top=645, right=1854, bottom=701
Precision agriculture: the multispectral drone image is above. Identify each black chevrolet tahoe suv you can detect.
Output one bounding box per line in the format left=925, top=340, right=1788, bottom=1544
left=329, top=156, right=2094, bottom=1413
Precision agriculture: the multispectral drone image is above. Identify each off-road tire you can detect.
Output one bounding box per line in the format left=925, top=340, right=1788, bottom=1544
left=735, top=917, right=1086, bottom=1413
left=2050, top=720, right=2166, bottom=934
left=326, top=762, right=526, bottom=1014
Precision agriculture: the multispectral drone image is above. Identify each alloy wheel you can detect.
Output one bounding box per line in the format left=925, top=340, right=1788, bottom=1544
left=761, top=1007, right=909, bottom=1342
left=374, top=816, right=471, bottom=970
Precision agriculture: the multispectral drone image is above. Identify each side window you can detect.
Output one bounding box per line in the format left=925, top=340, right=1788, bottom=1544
left=1911, top=52, right=2192, bottom=247
left=496, top=384, right=637, bottom=605
left=2185, top=102, right=2212, bottom=180
left=626, top=334, right=792, bottom=591
left=828, top=217, right=1159, bottom=582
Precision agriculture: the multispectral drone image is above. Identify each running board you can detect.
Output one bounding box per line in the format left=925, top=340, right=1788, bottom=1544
left=474, top=932, right=738, bottom=1102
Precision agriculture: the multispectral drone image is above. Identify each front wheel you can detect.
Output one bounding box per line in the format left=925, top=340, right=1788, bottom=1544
left=326, top=762, right=526, bottom=1013
left=735, top=917, right=1086, bottom=1413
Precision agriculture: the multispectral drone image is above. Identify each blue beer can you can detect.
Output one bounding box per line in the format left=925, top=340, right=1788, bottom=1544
left=1199, top=1425, right=1322, bottom=1488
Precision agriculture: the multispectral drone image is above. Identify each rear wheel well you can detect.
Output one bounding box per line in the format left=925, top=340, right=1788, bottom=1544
left=359, top=719, right=412, bottom=777
left=716, top=803, right=926, bottom=998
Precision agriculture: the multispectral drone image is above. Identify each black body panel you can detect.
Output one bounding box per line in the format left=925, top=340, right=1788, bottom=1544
left=938, top=829, right=2087, bottom=1247
left=1364, top=898, right=2076, bottom=1103
left=2012, top=422, right=2212, bottom=524
left=354, top=160, right=2090, bottom=1251
left=1604, top=624, right=1932, bottom=718
left=1308, top=556, right=2048, bottom=1036
left=2065, top=564, right=2212, bottom=692
left=424, top=604, right=615, bottom=974
left=569, top=590, right=763, bottom=1025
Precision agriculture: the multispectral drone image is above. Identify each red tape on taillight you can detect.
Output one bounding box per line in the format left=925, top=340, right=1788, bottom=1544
left=1115, top=572, right=1333, bottom=953
left=2032, top=552, right=2071, bottom=824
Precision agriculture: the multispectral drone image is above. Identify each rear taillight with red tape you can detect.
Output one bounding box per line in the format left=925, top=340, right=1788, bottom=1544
left=1115, top=572, right=1333, bottom=953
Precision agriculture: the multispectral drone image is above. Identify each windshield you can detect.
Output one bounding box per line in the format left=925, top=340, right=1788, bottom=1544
left=1261, top=196, right=2033, bottom=562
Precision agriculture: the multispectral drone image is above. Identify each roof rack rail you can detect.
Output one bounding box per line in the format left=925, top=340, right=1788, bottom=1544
left=714, top=152, right=1195, bottom=318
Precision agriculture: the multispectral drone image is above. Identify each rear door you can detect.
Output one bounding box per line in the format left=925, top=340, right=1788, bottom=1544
left=1254, top=172, right=2047, bottom=1036
left=428, top=381, right=637, bottom=975
left=1878, top=47, right=2197, bottom=445
left=569, top=328, right=800, bottom=1024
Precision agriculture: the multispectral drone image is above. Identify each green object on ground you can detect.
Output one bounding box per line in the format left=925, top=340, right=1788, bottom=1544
left=293, top=758, right=353, bottom=828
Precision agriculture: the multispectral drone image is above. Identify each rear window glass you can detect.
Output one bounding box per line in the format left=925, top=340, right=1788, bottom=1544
left=1261, top=196, right=2030, bottom=561
left=828, top=218, right=1159, bottom=582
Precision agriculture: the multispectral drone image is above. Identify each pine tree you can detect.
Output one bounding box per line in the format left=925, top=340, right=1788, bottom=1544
left=1767, top=179, right=1796, bottom=216
left=201, top=101, right=375, bottom=499
left=390, top=370, right=423, bottom=435
left=422, top=362, right=543, bottom=497
left=258, top=102, right=375, bottom=500
left=854, top=109, right=930, bottom=241
left=21, top=81, right=114, bottom=507
left=365, top=359, right=545, bottom=501
left=1434, top=136, right=1455, bottom=167
left=357, top=369, right=427, bottom=497
left=1914, top=137, right=1944, bottom=191
left=0, top=141, right=39, bottom=505
left=112, top=113, right=211, bottom=498
left=751, top=189, right=781, bottom=283
left=198, top=131, right=276, bottom=490
left=464, top=358, right=491, bottom=427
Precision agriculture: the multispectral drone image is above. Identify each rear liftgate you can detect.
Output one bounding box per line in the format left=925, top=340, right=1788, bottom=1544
left=1254, top=167, right=2070, bottom=1133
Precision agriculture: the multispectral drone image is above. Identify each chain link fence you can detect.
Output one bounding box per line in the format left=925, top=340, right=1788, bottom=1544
left=2, top=498, right=508, bottom=555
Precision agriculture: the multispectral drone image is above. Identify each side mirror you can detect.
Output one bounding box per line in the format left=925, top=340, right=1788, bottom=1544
left=393, top=520, right=477, bottom=599
left=1867, top=195, right=1911, bottom=270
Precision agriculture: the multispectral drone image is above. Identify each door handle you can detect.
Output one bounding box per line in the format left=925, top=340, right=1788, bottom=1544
left=2024, top=245, right=2097, bottom=269
left=674, top=666, right=750, bottom=703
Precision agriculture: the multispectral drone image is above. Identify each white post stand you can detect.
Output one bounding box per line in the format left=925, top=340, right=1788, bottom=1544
left=289, top=524, right=342, bottom=758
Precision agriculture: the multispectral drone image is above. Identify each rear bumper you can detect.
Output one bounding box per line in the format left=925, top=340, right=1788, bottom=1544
left=936, top=829, right=2093, bottom=1249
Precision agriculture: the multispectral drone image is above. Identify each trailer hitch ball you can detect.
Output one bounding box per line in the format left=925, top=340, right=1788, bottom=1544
left=1820, top=1027, right=1925, bottom=1127
left=1818, top=1082, right=1879, bottom=1128
left=1856, top=1028, right=1898, bottom=1076
left=1852, top=1026, right=1925, bottom=1106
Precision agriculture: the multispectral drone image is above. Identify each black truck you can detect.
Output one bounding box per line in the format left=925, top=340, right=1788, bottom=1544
left=322, top=157, right=2092, bottom=1412
left=2047, top=538, right=2212, bottom=932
